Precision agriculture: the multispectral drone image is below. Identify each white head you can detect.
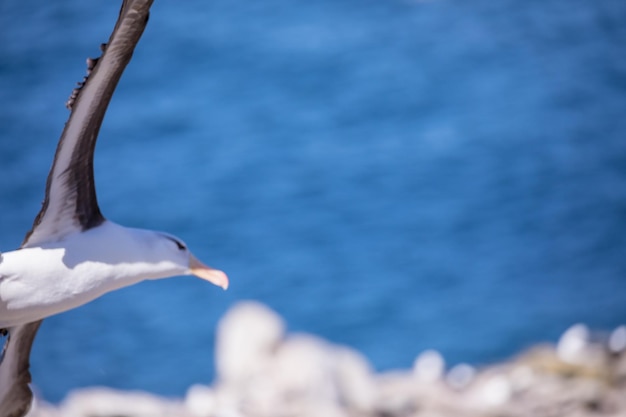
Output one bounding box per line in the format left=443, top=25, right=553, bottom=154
left=58, top=223, right=230, bottom=290
left=151, top=232, right=229, bottom=289
left=115, top=229, right=229, bottom=290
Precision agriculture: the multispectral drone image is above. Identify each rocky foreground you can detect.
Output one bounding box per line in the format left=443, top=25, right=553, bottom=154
left=30, top=302, right=626, bottom=417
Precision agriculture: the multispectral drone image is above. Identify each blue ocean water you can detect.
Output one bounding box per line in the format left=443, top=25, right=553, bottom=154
left=1, top=0, right=626, bottom=403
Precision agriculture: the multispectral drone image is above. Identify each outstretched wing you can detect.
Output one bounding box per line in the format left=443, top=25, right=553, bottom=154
left=0, top=1, right=154, bottom=415
left=0, top=321, right=42, bottom=417
left=22, top=0, right=154, bottom=248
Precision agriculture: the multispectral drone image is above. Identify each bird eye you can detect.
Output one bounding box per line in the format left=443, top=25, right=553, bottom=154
left=162, top=235, right=187, bottom=250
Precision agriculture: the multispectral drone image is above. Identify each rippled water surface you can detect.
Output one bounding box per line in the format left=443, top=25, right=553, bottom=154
left=1, top=0, right=625, bottom=402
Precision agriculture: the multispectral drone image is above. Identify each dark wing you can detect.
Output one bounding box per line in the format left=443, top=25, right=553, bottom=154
left=1, top=1, right=154, bottom=415
left=22, top=0, right=154, bottom=248
left=0, top=321, right=42, bottom=417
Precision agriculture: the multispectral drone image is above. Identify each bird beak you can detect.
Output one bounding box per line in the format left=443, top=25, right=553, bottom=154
left=188, top=254, right=229, bottom=290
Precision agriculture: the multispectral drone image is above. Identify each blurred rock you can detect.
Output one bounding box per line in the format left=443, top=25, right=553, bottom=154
left=334, top=346, right=377, bottom=412
left=413, top=350, right=445, bottom=383
left=446, top=363, right=476, bottom=390
left=609, top=325, right=626, bottom=354
left=557, top=323, right=591, bottom=364
left=33, top=387, right=183, bottom=417
left=27, top=302, right=626, bottom=417
left=215, top=300, right=285, bottom=386
left=185, top=385, right=217, bottom=417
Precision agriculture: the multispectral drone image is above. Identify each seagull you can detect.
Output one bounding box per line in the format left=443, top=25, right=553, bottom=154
left=0, top=1, right=228, bottom=415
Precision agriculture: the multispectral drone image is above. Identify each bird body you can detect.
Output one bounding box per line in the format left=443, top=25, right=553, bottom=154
left=0, top=221, right=223, bottom=329
left=0, top=0, right=229, bottom=415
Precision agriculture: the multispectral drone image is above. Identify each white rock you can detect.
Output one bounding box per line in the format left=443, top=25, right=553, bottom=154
left=185, top=384, right=216, bottom=417
left=59, top=387, right=179, bottom=417
left=216, top=301, right=285, bottom=384
left=446, top=364, right=475, bottom=390
left=272, top=334, right=337, bottom=403
left=473, top=374, right=512, bottom=407
left=25, top=397, right=59, bottom=417
left=24, top=303, right=626, bottom=417
left=413, top=350, right=445, bottom=383
left=509, top=365, right=534, bottom=391
left=557, top=323, right=590, bottom=364
left=334, top=347, right=377, bottom=412
left=609, top=325, right=626, bottom=353
left=212, top=389, right=245, bottom=417
left=375, top=371, right=418, bottom=415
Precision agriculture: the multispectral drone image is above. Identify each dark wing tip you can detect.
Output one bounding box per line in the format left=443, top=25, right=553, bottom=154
left=0, top=321, right=43, bottom=417
left=22, top=0, right=153, bottom=247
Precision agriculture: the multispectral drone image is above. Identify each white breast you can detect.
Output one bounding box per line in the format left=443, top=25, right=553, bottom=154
left=0, top=221, right=179, bottom=328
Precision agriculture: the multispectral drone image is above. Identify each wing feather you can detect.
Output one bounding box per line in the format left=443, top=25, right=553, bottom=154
left=1, top=2, right=154, bottom=416
left=0, top=321, right=42, bottom=417
left=22, top=0, right=154, bottom=247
